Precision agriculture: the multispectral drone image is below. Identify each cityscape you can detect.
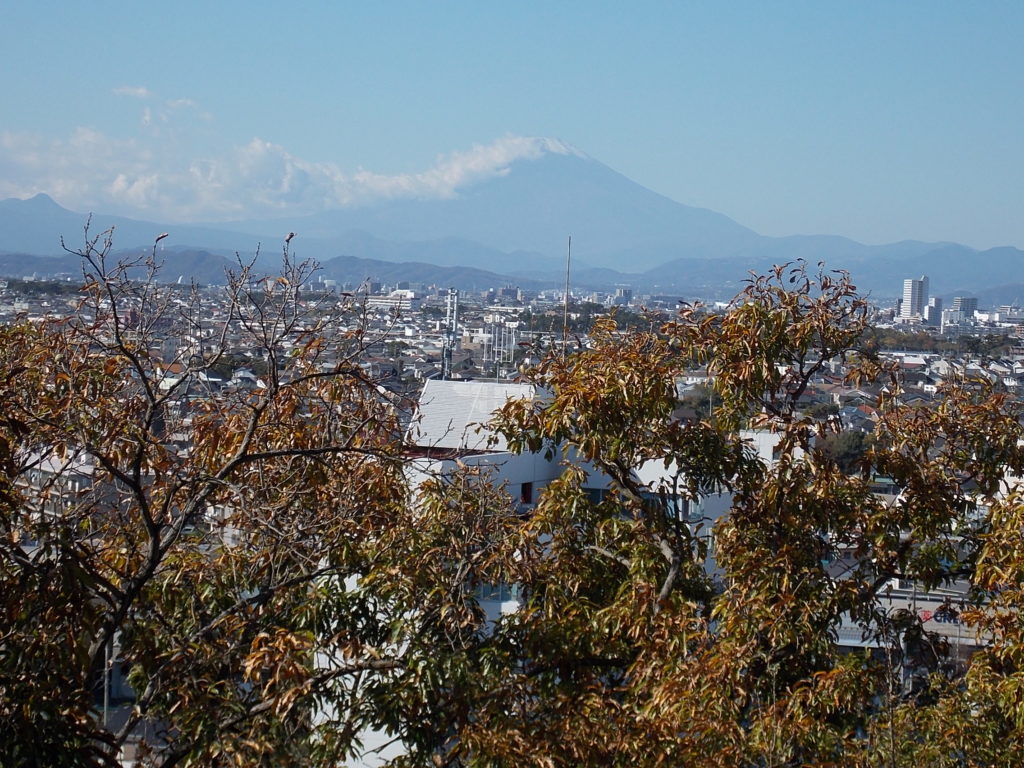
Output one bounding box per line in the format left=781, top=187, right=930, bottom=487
left=3, top=3, right=1024, bottom=767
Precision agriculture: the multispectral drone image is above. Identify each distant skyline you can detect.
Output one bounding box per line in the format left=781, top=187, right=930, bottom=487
left=2, top=1, right=1023, bottom=249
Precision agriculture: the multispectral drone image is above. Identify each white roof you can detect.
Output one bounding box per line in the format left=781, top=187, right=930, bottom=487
left=410, top=379, right=536, bottom=451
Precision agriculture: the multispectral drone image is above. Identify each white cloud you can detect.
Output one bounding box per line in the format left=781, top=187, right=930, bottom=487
left=113, top=85, right=151, bottom=99
left=350, top=136, right=585, bottom=202
left=113, top=86, right=208, bottom=130
left=0, top=130, right=582, bottom=221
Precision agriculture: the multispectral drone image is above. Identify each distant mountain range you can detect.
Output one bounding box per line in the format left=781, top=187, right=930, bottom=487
left=0, top=247, right=547, bottom=294
left=2, top=142, right=1022, bottom=302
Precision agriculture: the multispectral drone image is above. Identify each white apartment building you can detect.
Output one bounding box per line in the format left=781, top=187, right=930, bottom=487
left=900, top=275, right=929, bottom=319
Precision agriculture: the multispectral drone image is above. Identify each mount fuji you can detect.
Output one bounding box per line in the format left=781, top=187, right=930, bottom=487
left=2, top=138, right=1023, bottom=299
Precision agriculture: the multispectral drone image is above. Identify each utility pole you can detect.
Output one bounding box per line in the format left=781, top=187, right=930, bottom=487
left=103, top=635, right=112, bottom=726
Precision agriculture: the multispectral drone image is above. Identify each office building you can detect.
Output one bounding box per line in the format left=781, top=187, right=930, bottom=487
left=900, top=276, right=929, bottom=319
left=951, top=297, right=978, bottom=316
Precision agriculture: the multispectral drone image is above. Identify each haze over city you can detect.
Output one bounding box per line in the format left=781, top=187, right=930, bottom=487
left=2, top=1, right=1023, bottom=250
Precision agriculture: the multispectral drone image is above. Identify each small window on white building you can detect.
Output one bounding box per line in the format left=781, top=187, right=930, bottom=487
left=520, top=482, right=533, bottom=505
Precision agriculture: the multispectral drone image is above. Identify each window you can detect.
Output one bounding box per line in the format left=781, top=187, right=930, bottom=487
left=520, top=482, right=533, bottom=505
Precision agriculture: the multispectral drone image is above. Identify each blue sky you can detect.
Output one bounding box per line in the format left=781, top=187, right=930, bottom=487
left=2, top=1, right=1022, bottom=248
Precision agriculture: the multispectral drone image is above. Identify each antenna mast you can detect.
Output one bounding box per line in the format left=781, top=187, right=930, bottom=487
left=562, top=235, right=572, bottom=356
left=442, top=287, right=459, bottom=380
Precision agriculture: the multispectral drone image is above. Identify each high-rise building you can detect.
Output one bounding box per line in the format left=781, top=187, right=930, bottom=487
left=900, top=276, right=929, bottom=319
left=924, top=297, right=942, bottom=326
left=951, top=296, right=978, bottom=315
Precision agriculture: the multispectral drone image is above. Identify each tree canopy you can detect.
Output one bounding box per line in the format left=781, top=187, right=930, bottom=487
left=4, top=249, right=1024, bottom=766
